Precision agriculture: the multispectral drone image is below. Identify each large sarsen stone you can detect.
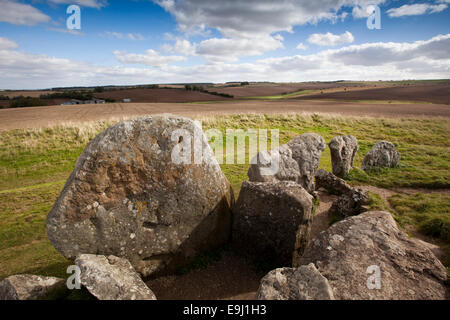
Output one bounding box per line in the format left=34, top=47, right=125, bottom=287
left=47, top=115, right=233, bottom=276
left=295, top=211, right=448, bottom=300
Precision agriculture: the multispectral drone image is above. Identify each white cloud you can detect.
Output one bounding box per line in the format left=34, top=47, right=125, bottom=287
left=161, top=39, right=197, bottom=56
left=154, top=0, right=386, bottom=38
left=113, top=49, right=186, bottom=67
left=0, top=34, right=449, bottom=89
left=387, top=3, right=448, bottom=17
left=308, top=31, right=354, bottom=46
left=196, top=35, right=284, bottom=62
left=161, top=35, right=283, bottom=61
left=0, top=37, right=18, bottom=50
left=296, top=43, right=308, bottom=50
left=326, top=34, right=450, bottom=65
left=48, top=0, right=107, bottom=8
left=352, top=4, right=379, bottom=18
left=0, top=0, right=50, bottom=25
left=104, top=32, right=146, bottom=41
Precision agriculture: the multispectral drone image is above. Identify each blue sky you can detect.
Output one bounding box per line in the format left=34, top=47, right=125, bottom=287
left=0, top=0, right=449, bottom=89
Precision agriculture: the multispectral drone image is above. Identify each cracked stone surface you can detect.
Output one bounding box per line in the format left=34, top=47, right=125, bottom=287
left=76, top=254, right=156, bottom=300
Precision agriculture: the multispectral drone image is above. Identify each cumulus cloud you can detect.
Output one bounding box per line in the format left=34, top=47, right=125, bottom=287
left=161, top=39, right=197, bottom=56
left=387, top=3, right=448, bottom=17
left=161, top=35, right=283, bottom=62
left=0, top=37, right=18, bottom=50
left=113, top=49, right=186, bottom=67
left=0, top=0, right=50, bottom=25
left=48, top=0, right=108, bottom=8
left=0, top=34, right=449, bottom=89
left=196, top=35, right=284, bottom=62
left=308, top=31, right=354, bottom=46
left=154, top=0, right=386, bottom=38
left=327, top=34, right=450, bottom=65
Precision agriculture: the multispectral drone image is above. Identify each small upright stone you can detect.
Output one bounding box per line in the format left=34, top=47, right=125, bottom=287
left=248, top=144, right=300, bottom=183
left=232, top=181, right=314, bottom=267
left=287, top=133, right=326, bottom=193
left=329, top=135, right=358, bottom=177
left=361, top=141, right=400, bottom=170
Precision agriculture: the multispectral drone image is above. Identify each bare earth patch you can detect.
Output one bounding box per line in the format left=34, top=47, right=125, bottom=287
left=146, top=250, right=265, bottom=300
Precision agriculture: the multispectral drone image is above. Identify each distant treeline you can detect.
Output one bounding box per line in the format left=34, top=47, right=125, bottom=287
left=39, top=90, right=94, bottom=100
left=184, top=85, right=234, bottom=98
left=4, top=96, right=48, bottom=109
left=1, top=91, right=97, bottom=109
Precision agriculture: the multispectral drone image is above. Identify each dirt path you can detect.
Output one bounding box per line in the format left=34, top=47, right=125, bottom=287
left=309, top=191, right=338, bottom=242
left=146, top=250, right=265, bottom=300
left=1, top=100, right=449, bottom=131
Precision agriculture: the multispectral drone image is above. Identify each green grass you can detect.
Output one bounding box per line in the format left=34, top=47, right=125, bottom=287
left=388, top=193, right=450, bottom=267
left=0, top=113, right=449, bottom=280
left=245, top=89, right=315, bottom=100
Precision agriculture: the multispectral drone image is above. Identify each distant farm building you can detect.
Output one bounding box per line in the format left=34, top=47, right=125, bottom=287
left=61, top=99, right=83, bottom=105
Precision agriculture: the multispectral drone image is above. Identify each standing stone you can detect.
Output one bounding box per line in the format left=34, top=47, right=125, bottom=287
left=232, top=181, right=314, bottom=267
left=361, top=141, right=400, bottom=170
left=287, top=133, right=326, bottom=193
left=329, top=135, right=358, bottom=177
left=248, top=145, right=300, bottom=183
left=295, top=211, right=448, bottom=300
left=257, top=263, right=335, bottom=300
left=75, top=254, right=156, bottom=300
left=248, top=133, right=326, bottom=194
left=0, top=275, right=67, bottom=300
left=47, top=115, right=233, bottom=277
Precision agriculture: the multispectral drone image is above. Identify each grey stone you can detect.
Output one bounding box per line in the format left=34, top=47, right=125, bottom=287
left=0, top=274, right=67, bottom=300
left=315, top=169, right=353, bottom=194
left=232, top=181, right=314, bottom=267
left=287, top=133, right=326, bottom=193
left=248, top=133, right=326, bottom=194
left=257, top=263, right=335, bottom=300
left=76, top=254, right=156, bottom=300
left=47, top=115, right=233, bottom=276
left=329, top=135, right=358, bottom=177
left=330, top=188, right=369, bottom=217
left=361, top=141, right=400, bottom=170
left=295, top=211, right=448, bottom=300
left=248, top=145, right=300, bottom=183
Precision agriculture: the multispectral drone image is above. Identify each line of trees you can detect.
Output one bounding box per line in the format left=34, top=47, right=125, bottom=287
left=184, top=85, right=233, bottom=98
left=39, top=90, right=94, bottom=100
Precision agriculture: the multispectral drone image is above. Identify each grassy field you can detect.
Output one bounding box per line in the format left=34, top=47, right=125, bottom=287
left=0, top=113, right=449, bottom=280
